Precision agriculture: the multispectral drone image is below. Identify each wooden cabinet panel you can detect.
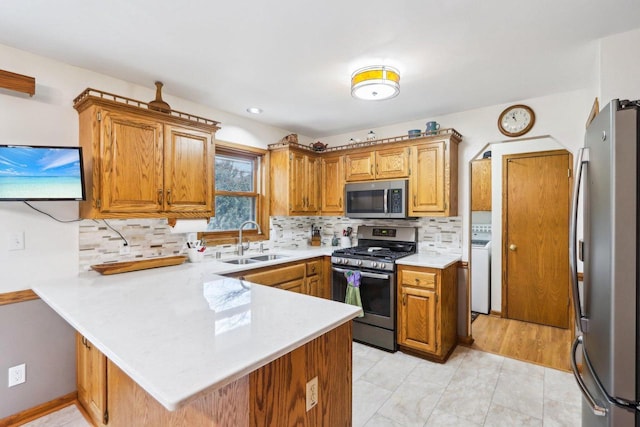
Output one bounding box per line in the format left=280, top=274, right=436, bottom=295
left=375, top=146, right=410, bottom=179
left=270, top=147, right=320, bottom=215
left=400, top=269, right=437, bottom=289
left=100, top=110, right=164, bottom=214
left=399, top=287, right=437, bottom=353
left=164, top=125, right=214, bottom=214
left=345, top=151, right=375, bottom=181
left=276, top=279, right=306, bottom=293
left=321, top=155, right=345, bottom=215
left=241, top=264, right=306, bottom=287
left=77, top=333, right=107, bottom=426
left=397, top=264, right=458, bottom=362
left=409, top=142, right=445, bottom=214
left=306, top=260, right=322, bottom=277
left=471, top=159, right=492, bottom=211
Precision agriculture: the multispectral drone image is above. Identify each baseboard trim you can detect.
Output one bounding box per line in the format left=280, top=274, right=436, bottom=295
left=458, top=335, right=474, bottom=346
left=0, top=391, right=77, bottom=426
left=489, top=310, right=502, bottom=317
left=0, top=290, right=39, bottom=306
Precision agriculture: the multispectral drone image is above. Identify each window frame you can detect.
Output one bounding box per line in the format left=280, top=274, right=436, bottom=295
left=199, top=140, right=269, bottom=246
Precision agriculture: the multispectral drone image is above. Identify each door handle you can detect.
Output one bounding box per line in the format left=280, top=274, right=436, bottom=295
left=570, top=147, right=589, bottom=333
left=571, top=336, right=607, bottom=416
left=509, top=244, right=517, bottom=251
left=157, top=189, right=163, bottom=205
left=166, top=189, right=172, bottom=205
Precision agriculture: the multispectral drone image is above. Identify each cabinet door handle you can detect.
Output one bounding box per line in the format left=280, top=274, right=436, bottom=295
left=402, top=293, right=407, bottom=305
left=370, top=165, right=373, bottom=175
left=415, top=278, right=420, bottom=285
left=167, top=189, right=172, bottom=205
left=413, top=195, right=417, bottom=206
left=339, top=197, right=342, bottom=208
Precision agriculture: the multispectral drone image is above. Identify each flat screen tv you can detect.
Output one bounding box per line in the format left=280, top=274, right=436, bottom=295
left=0, top=145, right=86, bottom=201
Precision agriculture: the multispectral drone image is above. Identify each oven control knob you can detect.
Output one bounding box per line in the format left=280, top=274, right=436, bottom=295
left=356, top=260, right=363, bottom=266
left=371, top=262, right=378, bottom=268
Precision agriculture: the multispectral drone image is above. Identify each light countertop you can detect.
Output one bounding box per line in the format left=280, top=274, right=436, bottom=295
left=31, top=264, right=361, bottom=411
left=396, top=253, right=462, bottom=269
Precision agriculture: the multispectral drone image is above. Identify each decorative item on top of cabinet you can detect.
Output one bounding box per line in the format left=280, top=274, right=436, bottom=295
left=397, top=263, right=458, bottom=362
left=73, top=88, right=219, bottom=219
left=471, top=158, right=492, bottom=211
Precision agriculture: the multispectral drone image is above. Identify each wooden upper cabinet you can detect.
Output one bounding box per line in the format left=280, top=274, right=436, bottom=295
left=345, top=151, right=375, bottom=181
left=270, top=147, right=319, bottom=215
left=99, top=110, right=164, bottom=214
left=409, top=139, right=459, bottom=217
left=345, top=147, right=409, bottom=182
left=375, top=146, right=410, bottom=179
left=471, top=158, right=492, bottom=211
left=74, top=89, right=219, bottom=219
left=321, top=155, right=345, bottom=215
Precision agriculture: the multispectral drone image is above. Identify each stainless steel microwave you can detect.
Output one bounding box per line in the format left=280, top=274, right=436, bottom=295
left=345, top=180, right=409, bottom=218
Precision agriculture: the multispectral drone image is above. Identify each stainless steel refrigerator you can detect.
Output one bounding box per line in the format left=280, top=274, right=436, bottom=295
left=570, top=99, right=640, bottom=426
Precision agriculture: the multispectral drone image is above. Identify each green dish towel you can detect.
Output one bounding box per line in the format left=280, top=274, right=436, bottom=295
left=344, top=271, right=364, bottom=317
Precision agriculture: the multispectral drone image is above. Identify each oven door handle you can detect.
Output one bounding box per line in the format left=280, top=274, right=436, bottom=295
left=332, top=267, right=391, bottom=280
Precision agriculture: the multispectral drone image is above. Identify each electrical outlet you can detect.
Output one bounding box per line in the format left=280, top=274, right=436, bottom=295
left=306, top=376, right=318, bottom=411
left=8, top=363, right=26, bottom=387
left=119, top=243, right=131, bottom=255
left=8, top=231, right=25, bottom=251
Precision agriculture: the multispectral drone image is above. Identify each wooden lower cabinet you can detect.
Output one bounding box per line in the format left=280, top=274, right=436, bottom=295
left=79, top=323, right=353, bottom=426
left=77, top=333, right=108, bottom=426
left=397, top=264, right=458, bottom=362
left=229, top=257, right=330, bottom=299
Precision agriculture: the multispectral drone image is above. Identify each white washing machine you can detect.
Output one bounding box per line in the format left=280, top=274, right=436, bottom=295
left=471, top=232, right=491, bottom=314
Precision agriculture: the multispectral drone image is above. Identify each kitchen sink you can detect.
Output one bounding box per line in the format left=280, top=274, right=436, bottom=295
left=221, top=254, right=288, bottom=265
left=222, top=258, right=260, bottom=265
left=248, top=254, right=289, bottom=262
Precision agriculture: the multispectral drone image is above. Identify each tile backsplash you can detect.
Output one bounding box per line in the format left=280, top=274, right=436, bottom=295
left=79, top=216, right=462, bottom=271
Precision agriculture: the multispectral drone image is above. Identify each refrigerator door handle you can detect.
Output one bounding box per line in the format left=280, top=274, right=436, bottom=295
left=571, top=335, right=608, bottom=417
left=569, top=147, right=589, bottom=333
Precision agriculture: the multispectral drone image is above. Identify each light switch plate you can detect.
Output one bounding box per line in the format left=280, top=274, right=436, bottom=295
left=8, top=231, right=25, bottom=251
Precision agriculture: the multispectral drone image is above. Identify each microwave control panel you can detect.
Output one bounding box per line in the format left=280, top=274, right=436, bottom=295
left=389, top=189, right=403, bottom=213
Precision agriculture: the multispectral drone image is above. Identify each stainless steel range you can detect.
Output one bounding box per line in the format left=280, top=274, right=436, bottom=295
left=331, top=225, right=418, bottom=351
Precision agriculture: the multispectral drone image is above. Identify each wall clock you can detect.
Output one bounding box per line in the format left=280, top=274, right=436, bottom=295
left=498, top=104, right=535, bottom=137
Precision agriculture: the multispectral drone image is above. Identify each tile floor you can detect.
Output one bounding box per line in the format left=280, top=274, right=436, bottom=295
left=21, top=344, right=582, bottom=426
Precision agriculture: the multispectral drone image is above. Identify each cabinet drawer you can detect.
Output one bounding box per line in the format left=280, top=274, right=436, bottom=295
left=306, top=260, right=322, bottom=276
left=242, top=264, right=306, bottom=287
left=401, top=270, right=437, bottom=289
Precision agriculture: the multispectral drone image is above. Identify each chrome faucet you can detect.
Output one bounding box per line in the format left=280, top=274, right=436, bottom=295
left=238, top=220, right=262, bottom=256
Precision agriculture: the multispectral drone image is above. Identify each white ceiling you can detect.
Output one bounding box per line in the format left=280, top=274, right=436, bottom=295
left=1, top=1, right=640, bottom=138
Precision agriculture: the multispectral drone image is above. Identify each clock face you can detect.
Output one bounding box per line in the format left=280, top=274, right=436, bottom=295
left=498, top=105, right=535, bottom=137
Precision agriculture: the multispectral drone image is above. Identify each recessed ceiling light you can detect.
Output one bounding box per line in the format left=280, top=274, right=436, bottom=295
left=246, top=107, right=263, bottom=114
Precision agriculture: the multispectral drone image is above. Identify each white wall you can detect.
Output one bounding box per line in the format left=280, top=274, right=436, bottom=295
left=0, top=43, right=298, bottom=294
left=600, top=27, right=640, bottom=105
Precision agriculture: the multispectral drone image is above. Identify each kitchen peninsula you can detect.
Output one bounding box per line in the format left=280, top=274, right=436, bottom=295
left=32, top=261, right=361, bottom=426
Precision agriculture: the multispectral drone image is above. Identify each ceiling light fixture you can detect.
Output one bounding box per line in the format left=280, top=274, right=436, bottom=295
left=351, top=65, right=400, bottom=101
left=246, top=107, right=263, bottom=114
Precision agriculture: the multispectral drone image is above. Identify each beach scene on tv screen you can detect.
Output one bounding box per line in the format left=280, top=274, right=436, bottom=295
left=0, top=146, right=83, bottom=199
